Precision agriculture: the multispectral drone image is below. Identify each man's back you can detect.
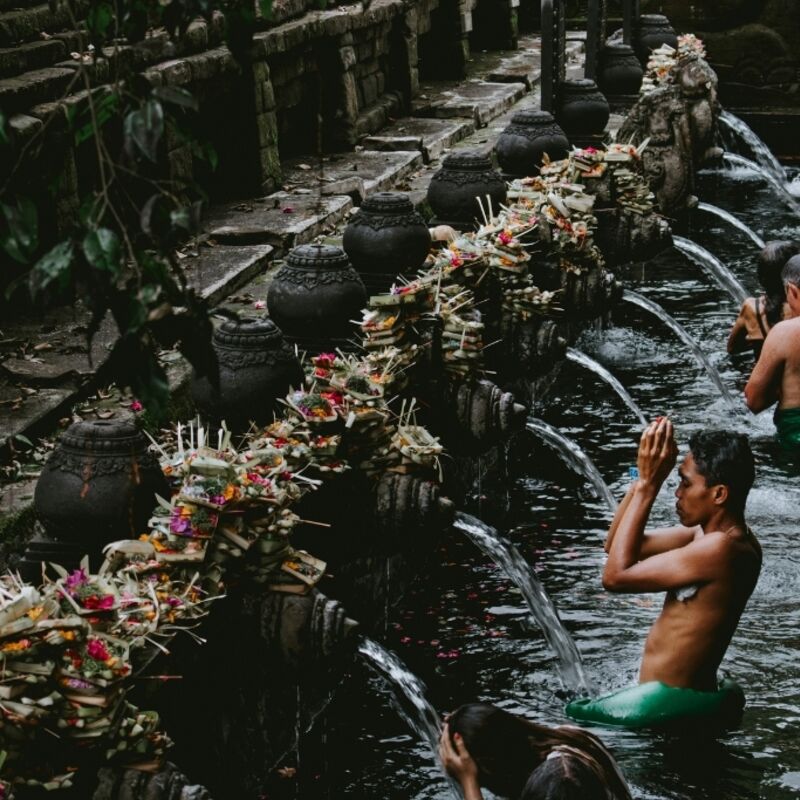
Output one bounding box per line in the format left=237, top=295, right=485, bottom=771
left=640, top=528, right=761, bottom=690
left=746, top=316, right=800, bottom=412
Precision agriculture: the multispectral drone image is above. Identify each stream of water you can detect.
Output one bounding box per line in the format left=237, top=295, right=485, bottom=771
left=566, top=348, right=647, bottom=426
left=696, top=202, right=765, bottom=251
left=672, top=236, right=749, bottom=305
left=454, top=511, right=591, bottom=695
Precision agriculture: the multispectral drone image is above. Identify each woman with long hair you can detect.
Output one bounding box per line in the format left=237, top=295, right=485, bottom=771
left=437, top=703, right=632, bottom=800
left=727, top=240, right=800, bottom=359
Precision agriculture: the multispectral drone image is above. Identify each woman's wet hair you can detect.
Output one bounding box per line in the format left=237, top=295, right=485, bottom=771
left=757, top=241, right=800, bottom=326
left=689, top=430, right=755, bottom=511
left=447, top=703, right=547, bottom=797
left=520, top=753, right=609, bottom=800
left=447, top=703, right=631, bottom=799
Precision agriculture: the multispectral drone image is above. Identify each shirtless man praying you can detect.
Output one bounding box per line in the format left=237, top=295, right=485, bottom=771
left=602, top=420, right=761, bottom=692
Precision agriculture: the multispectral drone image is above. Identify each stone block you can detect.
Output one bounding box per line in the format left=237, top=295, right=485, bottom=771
left=357, top=41, right=374, bottom=61
left=0, top=39, right=65, bottom=80
left=256, top=111, right=279, bottom=148
left=361, top=116, right=475, bottom=163
left=0, top=66, right=74, bottom=115
left=8, top=111, right=41, bottom=142
left=339, top=45, right=357, bottom=71
left=148, top=58, right=192, bottom=86
left=375, top=70, right=385, bottom=95
left=361, top=72, right=379, bottom=106
left=183, top=245, right=275, bottom=307
left=0, top=3, right=76, bottom=48
left=258, top=146, right=282, bottom=193
left=202, top=193, right=352, bottom=253
left=342, top=71, right=359, bottom=121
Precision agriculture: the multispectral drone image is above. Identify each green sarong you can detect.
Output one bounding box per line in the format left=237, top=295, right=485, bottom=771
left=565, top=678, right=744, bottom=729
left=774, top=407, right=800, bottom=451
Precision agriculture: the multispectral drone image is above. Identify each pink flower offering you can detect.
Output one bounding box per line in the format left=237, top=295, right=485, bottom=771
left=86, top=638, right=111, bottom=662
left=130, top=399, right=143, bottom=413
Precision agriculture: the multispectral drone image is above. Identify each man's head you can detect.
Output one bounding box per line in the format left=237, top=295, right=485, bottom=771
left=782, top=254, right=800, bottom=315
left=757, top=240, right=800, bottom=296
left=675, top=431, right=754, bottom=525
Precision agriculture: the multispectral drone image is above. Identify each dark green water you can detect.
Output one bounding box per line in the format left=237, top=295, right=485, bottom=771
left=323, top=170, right=800, bottom=799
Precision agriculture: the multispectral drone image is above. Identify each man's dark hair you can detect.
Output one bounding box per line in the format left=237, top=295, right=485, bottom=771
left=689, top=430, right=755, bottom=510
left=782, top=254, right=800, bottom=288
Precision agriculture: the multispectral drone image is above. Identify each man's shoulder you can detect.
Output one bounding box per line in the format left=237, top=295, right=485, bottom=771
left=769, top=317, right=800, bottom=340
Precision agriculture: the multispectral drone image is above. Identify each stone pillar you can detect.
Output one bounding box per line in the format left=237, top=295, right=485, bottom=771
left=253, top=60, right=281, bottom=193
left=540, top=0, right=566, bottom=112
left=584, top=0, right=607, bottom=80
left=622, top=0, right=640, bottom=44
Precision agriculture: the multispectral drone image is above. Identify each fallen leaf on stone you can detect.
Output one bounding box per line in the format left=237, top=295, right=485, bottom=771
left=21, top=387, right=37, bottom=396
left=282, top=207, right=294, bottom=214
left=253, top=301, right=266, bottom=310
left=276, top=767, right=296, bottom=779
left=297, top=163, right=312, bottom=170
left=96, top=410, right=115, bottom=419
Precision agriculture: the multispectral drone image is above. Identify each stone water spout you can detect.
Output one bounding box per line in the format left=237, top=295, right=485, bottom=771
left=566, top=348, right=647, bottom=425
left=525, top=418, right=617, bottom=512
left=358, top=637, right=461, bottom=798
left=374, top=472, right=455, bottom=542
left=696, top=203, right=765, bottom=250
left=260, top=588, right=360, bottom=669
left=722, top=153, right=800, bottom=215
left=454, top=512, right=592, bottom=694
left=719, top=111, right=787, bottom=187
left=672, top=236, right=748, bottom=304
left=621, top=289, right=736, bottom=407
left=446, top=379, right=528, bottom=453
left=93, top=762, right=212, bottom=800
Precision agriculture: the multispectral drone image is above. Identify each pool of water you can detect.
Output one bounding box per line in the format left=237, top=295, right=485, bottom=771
left=322, top=172, right=800, bottom=798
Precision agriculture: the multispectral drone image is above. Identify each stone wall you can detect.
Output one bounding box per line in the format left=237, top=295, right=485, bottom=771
left=0, top=0, right=524, bottom=255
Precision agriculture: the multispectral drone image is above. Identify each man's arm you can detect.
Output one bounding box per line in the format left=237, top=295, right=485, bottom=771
left=603, top=532, right=727, bottom=593
left=727, top=301, right=750, bottom=354
left=604, top=483, right=699, bottom=557
left=745, top=325, right=785, bottom=413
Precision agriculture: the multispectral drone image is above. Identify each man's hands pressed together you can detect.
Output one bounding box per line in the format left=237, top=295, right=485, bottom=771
left=637, top=417, right=678, bottom=490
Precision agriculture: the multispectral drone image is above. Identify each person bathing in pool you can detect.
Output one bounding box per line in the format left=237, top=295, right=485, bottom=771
left=745, top=255, right=800, bottom=451
left=602, top=421, right=761, bottom=693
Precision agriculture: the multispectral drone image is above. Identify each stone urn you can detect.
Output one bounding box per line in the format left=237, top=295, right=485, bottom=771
left=598, top=43, right=644, bottom=96
left=494, top=110, right=570, bottom=178
left=267, top=244, right=366, bottom=341
left=635, top=14, right=678, bottom=65
left=33, top=419, right=168, bottom=561
left=191, top=317, right=303, bottom=431
left=427, top=151, right=507, bottom=230
left=342, top=192, right=431, bottom=279
left=555, top=79, right=610, bottom=137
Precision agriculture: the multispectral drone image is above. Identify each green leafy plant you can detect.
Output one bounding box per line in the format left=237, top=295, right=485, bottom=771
left=0, top=0, right=277, bottom=420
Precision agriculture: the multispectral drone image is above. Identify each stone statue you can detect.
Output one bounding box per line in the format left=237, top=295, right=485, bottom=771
left=618, top=45, right=723, bottom=217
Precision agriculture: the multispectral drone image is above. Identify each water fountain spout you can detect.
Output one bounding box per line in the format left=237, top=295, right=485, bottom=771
left=696, top=203, right=765, bottom=251
left=358, top=637, right=460, bottom=798
left=621, top=290, right=737, bottom=408
left=721, top=153, right=800, bottom=215
left=454, top=512, right=592, bottom=695
left=565, top=348, right=647, bottom=426
left=524, top=419, right=618, bottom=513
left=673, top=236, right=748, bottom=304
left=719, top=111, right=787, bottom=186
